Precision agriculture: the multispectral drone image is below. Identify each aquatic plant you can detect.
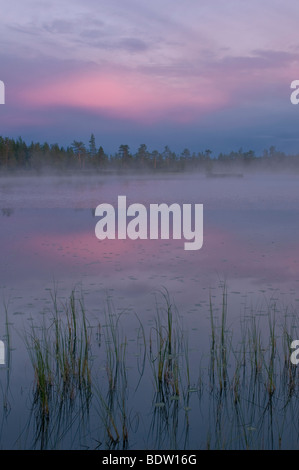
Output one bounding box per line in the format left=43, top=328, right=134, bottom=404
left=24, top=289, right=92, bottom=423
left=17, top=286, right=299, bottom=450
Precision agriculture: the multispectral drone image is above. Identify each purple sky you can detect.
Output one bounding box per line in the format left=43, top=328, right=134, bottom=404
left=1, top=0, right=299, bottom=155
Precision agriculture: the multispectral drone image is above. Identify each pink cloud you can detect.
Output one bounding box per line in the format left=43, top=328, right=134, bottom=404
left=16, top=69, right=229, bottom=122
left=6, top=46, right=299, bottom=140
left=14, top=47, right=299, bottom=127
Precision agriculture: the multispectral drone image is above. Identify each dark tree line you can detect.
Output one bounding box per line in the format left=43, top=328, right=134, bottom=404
left=0, top=134, right=298, bottom=173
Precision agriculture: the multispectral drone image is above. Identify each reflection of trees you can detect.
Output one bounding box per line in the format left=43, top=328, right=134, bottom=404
left=1, top=208, right=14, bottom=217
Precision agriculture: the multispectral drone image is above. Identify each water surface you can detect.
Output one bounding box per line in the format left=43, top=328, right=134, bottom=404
left=0, top=172, right=299, bottom=449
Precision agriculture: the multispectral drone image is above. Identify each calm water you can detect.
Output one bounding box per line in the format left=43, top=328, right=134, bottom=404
left=0, top=172, right=299, bottom=449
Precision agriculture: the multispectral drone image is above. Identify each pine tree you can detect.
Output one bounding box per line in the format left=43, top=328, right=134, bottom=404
left=89, top=133, right=97, bottom=157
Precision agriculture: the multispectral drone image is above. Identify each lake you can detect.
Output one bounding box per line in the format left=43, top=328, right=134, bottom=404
left=0, top=171, right=299, bottom=449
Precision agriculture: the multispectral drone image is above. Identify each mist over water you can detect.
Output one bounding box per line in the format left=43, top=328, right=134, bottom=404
left=0, top=171, right=299, bottom=449
left=1, top=171, right=299, bottom=320
left=1, top=171, right=299, bottom=209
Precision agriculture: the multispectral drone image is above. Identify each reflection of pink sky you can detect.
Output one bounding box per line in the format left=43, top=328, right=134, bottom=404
left=5, top=225, right=299, bottom=286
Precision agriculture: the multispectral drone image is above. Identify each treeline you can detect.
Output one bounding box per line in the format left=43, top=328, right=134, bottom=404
left=0, top=134, right=298, bottom=173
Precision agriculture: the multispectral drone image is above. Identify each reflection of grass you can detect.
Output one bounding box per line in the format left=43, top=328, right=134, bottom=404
left=0, top=303, right=12, bottom=421
left=20, top=285, right=299, bottom=450
left=149, top=290, right=185, bottom=402
left=95, top=299, right=130, bottom=449
left=208, top=284, right=231, bottom=392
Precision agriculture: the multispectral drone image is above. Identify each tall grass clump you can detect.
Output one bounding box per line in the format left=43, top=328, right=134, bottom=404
left=52, top=290, right=92, bottom=393
left=93, top=298, right=139, bottom=450
left=25, top=289, right=92, bottom=419
left=15, top=284, right=299, bottom=449
left=208, top=284, right=232, bottom=392
left=147, top=291, right=195, bottom=450
left=0, top=303, right=13, bottom=419
left=149, top=291, right=184, bottom=398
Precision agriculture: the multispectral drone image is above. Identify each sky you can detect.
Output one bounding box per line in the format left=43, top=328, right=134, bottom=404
left=1, top=0, right=299, bottom=155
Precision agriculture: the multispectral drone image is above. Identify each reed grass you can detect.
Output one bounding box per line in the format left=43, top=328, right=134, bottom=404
left=149, top=291, right=184, bottom=398
left=19, top=285, right=299, bottom=450
left=25, top=289, right=92, bottom=421
left=208, top=284, right=232, bottom=392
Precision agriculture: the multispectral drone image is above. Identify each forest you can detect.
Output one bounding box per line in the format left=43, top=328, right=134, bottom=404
left=0, top=133, right=298, bottom=174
